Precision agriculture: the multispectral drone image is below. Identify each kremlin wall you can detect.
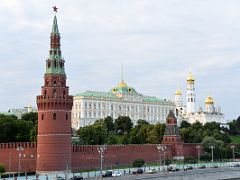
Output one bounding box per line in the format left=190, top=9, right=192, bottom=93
left=0, top=142, right=200, bottom=172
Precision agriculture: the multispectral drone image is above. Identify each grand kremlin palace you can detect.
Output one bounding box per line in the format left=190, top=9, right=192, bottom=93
left=71, top=80, right=175, bottom=129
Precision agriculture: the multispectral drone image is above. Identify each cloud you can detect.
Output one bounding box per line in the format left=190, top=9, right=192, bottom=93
left=0, top=0, right=239, bottom=120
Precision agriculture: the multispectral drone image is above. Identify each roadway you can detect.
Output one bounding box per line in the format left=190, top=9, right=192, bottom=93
left=94, top=167, right=240, bottom=180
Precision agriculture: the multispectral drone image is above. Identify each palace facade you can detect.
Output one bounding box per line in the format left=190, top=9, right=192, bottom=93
left=72, top=80, right=175, bottom=129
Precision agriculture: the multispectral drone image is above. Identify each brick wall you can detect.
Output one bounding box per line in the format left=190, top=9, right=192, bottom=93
left=0, top=143, right=201, bottom=172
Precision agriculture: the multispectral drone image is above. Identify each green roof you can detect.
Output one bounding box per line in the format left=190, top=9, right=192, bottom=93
left=76, top=91, right=120, bottom=100
left=143, top=96, right=174, bottom=105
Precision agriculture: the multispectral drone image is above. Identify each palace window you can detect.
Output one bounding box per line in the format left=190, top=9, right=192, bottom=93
left=66, top=114, right=68, bottom=120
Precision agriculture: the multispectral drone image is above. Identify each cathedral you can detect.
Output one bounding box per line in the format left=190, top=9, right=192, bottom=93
left=174, top=72, right=226, bottom=125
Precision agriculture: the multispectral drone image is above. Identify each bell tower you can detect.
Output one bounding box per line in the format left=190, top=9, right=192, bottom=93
left=36, top=8, right=73, bottom=172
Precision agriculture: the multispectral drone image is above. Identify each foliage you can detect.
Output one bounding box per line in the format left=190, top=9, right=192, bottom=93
left=228, top=116, right=240, bottom=135
left=230, top=135, right=240, bottom=144
left=202, top=136, right=228, bottom=160
left=132, top=159, right=145, bottom=167
left=180, top=120, right=191, bottom=129
left=0, top=163, right=5, bottom=174
left=77, top=123, right=107, bottom=145
left=0, top=113, right=37, bottom=143
left=184, top=156, right=197, bottom=164
left=180, top=121, right=230, bottom=144
left=114, top=116, right=133, bottom=135
left=104, top=116, right=114, bottom=133
left=21, top=112, right=38, bottom=125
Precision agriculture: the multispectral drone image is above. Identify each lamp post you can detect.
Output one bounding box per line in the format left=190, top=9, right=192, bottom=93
left=196, top=145, right=201, bottom=163
left=98, top=145, right=106, bottom=180
left=209, top=145, right=215, bottom=162
left=16, top=146, right=24, bottom=177
left=157, top=144, right=167, bottom=171
left=230, top=145, right=235, bottom=161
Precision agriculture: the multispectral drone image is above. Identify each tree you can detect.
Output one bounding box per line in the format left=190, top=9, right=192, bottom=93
left=0, top=163, right=5, bottom=174
left=202, top=136, right=227, bottom=160
left=180, top=120, right=191, bottom=129
left=21, top=112, right=38, bottom=125
left=132, top=159, right=145, bottom=167
left=104, top=116, right=114, bottom=133
left=114, top=116, right=133, bottom=135
left=77, top=123, right=107, bottom=145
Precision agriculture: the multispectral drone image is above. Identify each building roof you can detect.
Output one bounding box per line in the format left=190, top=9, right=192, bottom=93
left=205, top=96, right=214, bottom=104
left=75, top=81, right=174, bottom=105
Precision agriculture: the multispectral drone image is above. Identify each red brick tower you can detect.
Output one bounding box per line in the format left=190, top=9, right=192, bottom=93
left=36, top=11, right=73, bottom=172
left=162, top=111, right=184, bottom=160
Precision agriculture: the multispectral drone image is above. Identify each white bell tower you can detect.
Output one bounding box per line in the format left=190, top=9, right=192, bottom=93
left=186, top=72, right=196, bottom=114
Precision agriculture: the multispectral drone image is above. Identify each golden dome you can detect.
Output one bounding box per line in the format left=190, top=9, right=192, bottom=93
left=205, top=96, right=214, bottom=104
left=187, top=72, right=195, bottom=82
left=175, top=89, right=182, bottom=95
left=118, top=80, right=128, bottom=88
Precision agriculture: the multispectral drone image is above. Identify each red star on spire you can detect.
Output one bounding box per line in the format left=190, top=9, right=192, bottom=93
left=53, top=6, right=58, bottom=13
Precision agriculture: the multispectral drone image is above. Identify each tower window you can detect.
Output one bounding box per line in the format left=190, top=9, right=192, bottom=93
left=41, top=114, right=44, bottom=120
left=53, top=89, right=56, bottom=97
left=54, top=81, right=57, bottom=86
left=44, top=90, right=47, bottom=96
left=53, top=113, right=56, bottom=120
left=66, top=114, right=68, bottom=120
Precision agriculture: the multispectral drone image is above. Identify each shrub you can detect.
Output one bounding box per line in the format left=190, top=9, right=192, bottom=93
left=0, top=163, right=5, bottom=174
left=132, top=159, right=145, bottom=167
left=184, top=156, right=197, bottom=164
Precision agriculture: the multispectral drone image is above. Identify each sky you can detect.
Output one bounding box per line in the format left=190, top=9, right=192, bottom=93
left=0, top=0, right=239, bottom=120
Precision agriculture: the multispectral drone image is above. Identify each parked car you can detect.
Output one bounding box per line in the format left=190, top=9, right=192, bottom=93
left=167, top=165, right=180, bottom=172
left=52, top=176, right=65, bottom=180
left=199, top=165, right=206, bottom=169
left=112, top=171, right=122, bottom=177
left=147, top=169, right=156, bottom=174
left=186, top=166, right=193, bottom=170
left=132, top=168, right=144, bottom=174
left=70, top=176, right=83, bottom=180
left=102, top=170, right=113, bottom=177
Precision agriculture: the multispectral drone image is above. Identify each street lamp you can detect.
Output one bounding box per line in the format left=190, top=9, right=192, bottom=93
left=230, top=145, right=235, bottom=161
left=157, top=144, right=167, bottom=170
left=98, top=145, right=106, bottom=179
left=196, top=145, right=201, bottom=163
left=209, top=145, right=215, bottom=162
left=16, top=146, right=24, bottom=177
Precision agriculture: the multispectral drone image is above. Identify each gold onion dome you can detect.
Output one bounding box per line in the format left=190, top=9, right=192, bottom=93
left=175, top=89, right=182, bottom=95
left=205, top=96, right=214, bottom=104
left=187, top=72, right=195, bottom=82
left=118, top=80, right=128, bottom=88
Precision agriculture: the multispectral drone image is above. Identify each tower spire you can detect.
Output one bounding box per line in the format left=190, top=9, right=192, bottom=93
left=45, top=11, right=65, bottom=75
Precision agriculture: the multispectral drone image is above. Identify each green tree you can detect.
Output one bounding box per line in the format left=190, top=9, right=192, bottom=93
left=0, top=163, right=5, bottom=174
left=132, top=159, right=145, bottom=167
left=104, top=116, right=114, bottom=134
left=21, top=112, right=38, bottom=125
left=77, top=123, right=107, bottom=145
left=114, top=116, right=133, bottom=135
left=180, top=120, right=191, bottom=129
left=202, top=136, right=227, bottom=159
